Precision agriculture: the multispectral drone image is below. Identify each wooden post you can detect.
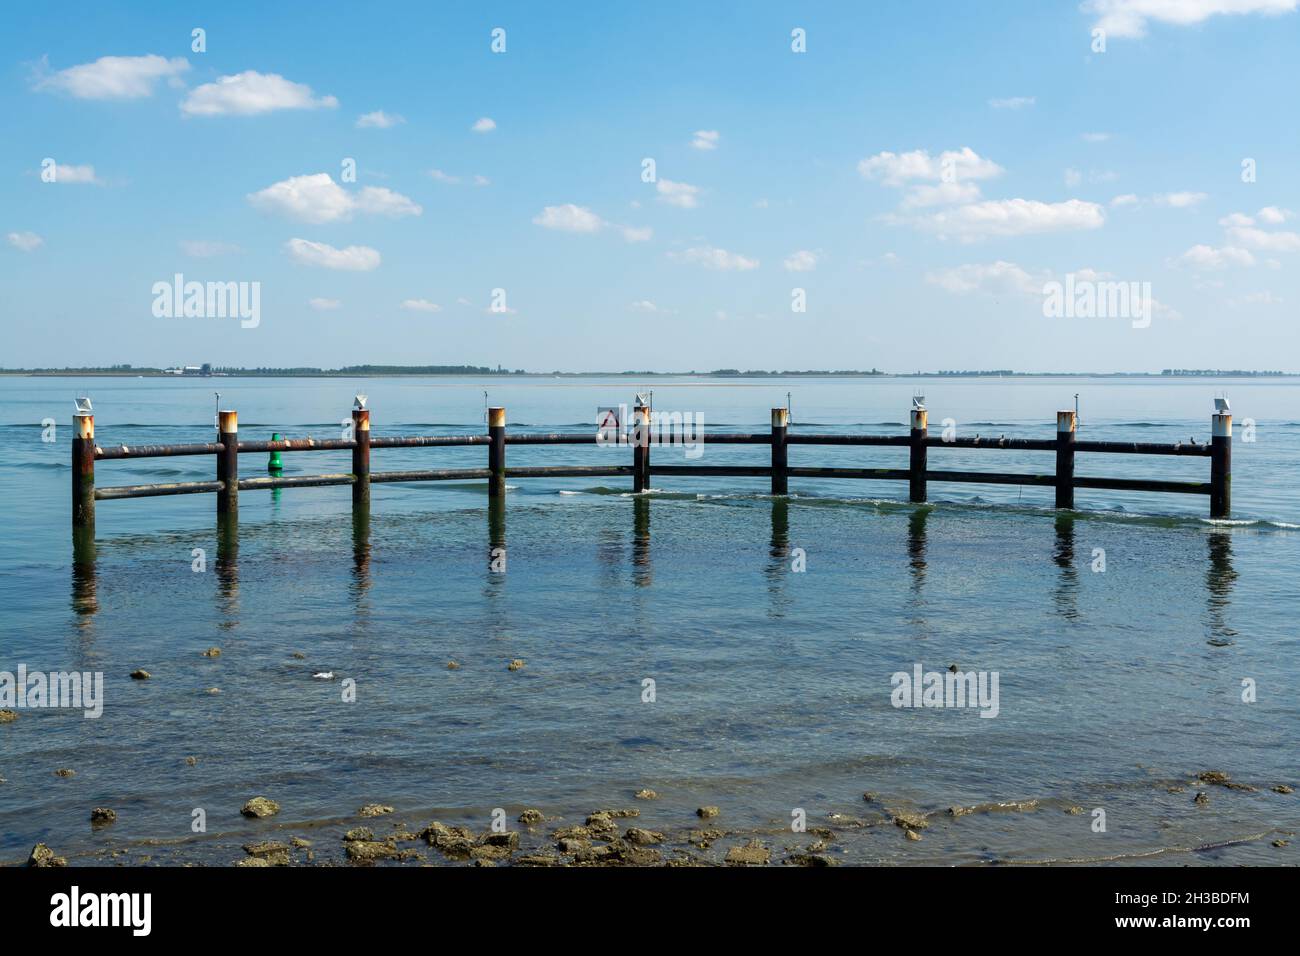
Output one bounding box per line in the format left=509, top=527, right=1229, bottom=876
left=352, top=407, right=370, bottom=507
left=487, top=407, right=506, bottom=497
left=72, top=413, right=95, bottom=533
left=217, top=409, right=238, bottom=516
left=632, top=400, right=650, bottom=493
left=1211, top=411, right=1232, bottom=518
left=771, top=407, right=789, bottom=495
left=909, top=405, right=928, bottom=503
left=1055, top=410, right=1076, bottom=509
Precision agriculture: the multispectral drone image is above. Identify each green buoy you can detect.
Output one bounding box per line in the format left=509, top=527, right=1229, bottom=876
left=268, top=433, right=283, bottom=474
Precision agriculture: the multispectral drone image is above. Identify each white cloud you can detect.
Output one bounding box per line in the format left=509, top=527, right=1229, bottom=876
left=532, top=204, right=605, bottom=233
left=988, top=96, right=1035, bottom=109
left=428, top=169, right=461, bottom=184
left=1175, top=244, right=1256, bottom=269
left=896, top=198, right=1106, bottom=240
left=1227, top=225, right=1300, bottom=251
left=250, top=174, right=352, bottom=222
left=356, top=110, right=404, bottom=129
left=182, top=71, right=337, bottom=117
left=286, top=238, right=380, bottom=271
left=926, top=261, right=1041, bottom=297
left=472, top=117, right=496, bottom=133
left=400, top=298, right=442, bottom=313
left=248, top=173, right=421, bottom=223
left=33, top=54, right=189, bottom=99
left=1218, top=212, right=1255, bottom=226
left=901, top=181, right=983, bottom=208
left=531, top=204, right=647, bottom=242
left=308, top=297, right=342, bottom=310
left=857, top=147, right=1004, bottom=187
left=1064, top=168, right=1083, bottom=188
left=1082, top=0, right=1298, bottom=39
left=1110, top=193, right=1140, bottom=207
left=691, top=129, right=720, bottom=150
left=668, top=245, right=759, bottom=271
left=474, top=174, right=491, bottom=186
left=6, top=231, right=44, bottom=252
left=656, top=179, right=701, bottom=209
left=355, top=186, right=422, bottom=218
left=1081, top=132, right=1111, bottom=142
left=630, top=300, right=667, bottom=313
left=783, top=250, right=819, bottom=272
left=180, top=240, right=242, bottom=257
left=42, top=163, right=101, bottom=184
left=1153, top=191, right=1207, bottom=208
left=1257, top=206, right=1293, bottom=224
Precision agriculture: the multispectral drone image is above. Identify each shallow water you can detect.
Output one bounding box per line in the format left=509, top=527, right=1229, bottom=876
left=1, top=375, right=1297, bottom=865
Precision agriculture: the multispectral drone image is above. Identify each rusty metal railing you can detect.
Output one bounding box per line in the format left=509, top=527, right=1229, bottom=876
left=69, top=400, right=1231, bottom=540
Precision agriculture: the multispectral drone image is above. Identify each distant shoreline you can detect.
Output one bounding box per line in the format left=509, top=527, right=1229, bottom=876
left=2, top=369, right=1296, bottom=379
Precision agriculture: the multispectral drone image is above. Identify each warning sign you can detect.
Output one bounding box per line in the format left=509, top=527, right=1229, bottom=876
left=596, top=405, right=624, bottom=445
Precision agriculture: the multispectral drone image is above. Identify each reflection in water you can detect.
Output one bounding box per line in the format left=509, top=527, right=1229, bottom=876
left=351, top=504, right=372, bottom=617
left=1052, top=514, right=1079, bottom=622
left=906, top=506, right=929, bottom=633
left=216, top=512, right=239, bottom=629
left=1205, top=530, right=1238, bottom=644
left=71, top=527, right=98, bottom=624
left=486, top=496, right=506, bottom=597
left=765, top=498, right=789, bottom=619
left=632, top=496, right=652, bottom=587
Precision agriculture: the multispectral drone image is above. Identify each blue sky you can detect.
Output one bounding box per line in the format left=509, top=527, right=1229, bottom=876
left=2, top=0, right=1298, bottom=372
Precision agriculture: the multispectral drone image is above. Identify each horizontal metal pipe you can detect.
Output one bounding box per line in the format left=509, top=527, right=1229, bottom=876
left=650, top=465, right=773, bottom=476
left=370, top=468, right=492, bottom=482
left=96, top=442, right=224, bottom=459
left=237, top=438, right=355, bottom=453
left=925, top=470, right=1057, bottom=487
left=95, top=480, right=225, bottom=499
left=370, top=435, right=489, bottom=448
left=786, top=434, right=909, bottom=446
left=1073, top=475, right=1210, bottom=494
left=505, top=433, right=599, bottom=445
left=925, top=437, right=1057, bottom=451
left=684, top=433, right=770, bottom=444
left=238, top=474, right=355, bottom=490
left=1074, top=440, right=1212, bottom=457
left=506, top=466, right=634, bottom=477
left=788, top=467, right=911, bottom=480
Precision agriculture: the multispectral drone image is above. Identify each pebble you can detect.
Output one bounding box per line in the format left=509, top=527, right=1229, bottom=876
left=28, top=843, right=67, bottom=867
left=241, top=796, right=281, bottom=818
left=725, top=840, right=771, bottom=865
left=507, top=659, right=525, bottom=671
left=696, top=806, right=720, bottom=819
left=130, top=669, right=151, bottom=680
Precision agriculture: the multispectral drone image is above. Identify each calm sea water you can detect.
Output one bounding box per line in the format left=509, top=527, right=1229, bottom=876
left=2, top=375, right=1297, bottom=865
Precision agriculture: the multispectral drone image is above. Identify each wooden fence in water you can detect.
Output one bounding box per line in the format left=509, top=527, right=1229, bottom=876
left=70, top=400, right=1233, bottom=540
